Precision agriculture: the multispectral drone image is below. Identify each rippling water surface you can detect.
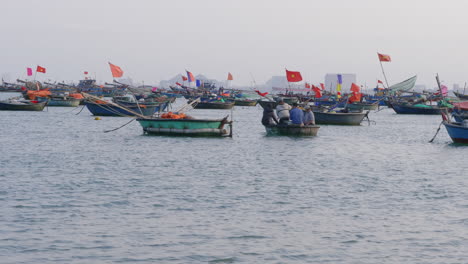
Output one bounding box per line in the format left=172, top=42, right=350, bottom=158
left=1, top=93, right=468, bottom=263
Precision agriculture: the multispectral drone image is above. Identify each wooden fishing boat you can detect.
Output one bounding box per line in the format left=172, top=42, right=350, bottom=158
left=443, top=121, right=468, bottom=143
left=0, top=100, right=47, bottom=111
left=264, top=124, right=320, bottom=136
left=391, top=103, right=445, bottom=115
left=313, top=110, right=368, bottom=125
left=85, top=101, right=158, bottom=116
left=453, top=91, right=468, bottom=100
left=234, top=99, right=258, bottom=106
left=345, top=101, right=379, bottom=111
left=137, top=116, right=232, bottom=137
left=192, top=100, right=235, bottom=109
left=37, top=96, right=81, bottom=107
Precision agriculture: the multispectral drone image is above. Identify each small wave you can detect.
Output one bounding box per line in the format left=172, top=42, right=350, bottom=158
left=209, top=257, right=237, bottom=263
left=228, top=235, right=268, bottom=239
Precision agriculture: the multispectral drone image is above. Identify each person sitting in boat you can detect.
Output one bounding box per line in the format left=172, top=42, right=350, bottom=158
left=289, top=102, right=304, bottom=126
left=261, top=104, right=279, bottom=126
left=303, top=105, right=315, bottom=125
left=276, top=99, right=291, bottom=124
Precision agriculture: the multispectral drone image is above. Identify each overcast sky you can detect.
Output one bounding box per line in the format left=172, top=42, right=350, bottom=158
left=1, top=0, right=468, bottom=88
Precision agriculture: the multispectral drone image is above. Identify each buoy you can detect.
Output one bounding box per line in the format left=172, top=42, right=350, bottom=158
left=95, top=117, right=101, bottom=120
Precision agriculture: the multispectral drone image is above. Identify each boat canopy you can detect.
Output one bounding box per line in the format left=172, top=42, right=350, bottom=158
left=388, top=75, right=417, bottom=94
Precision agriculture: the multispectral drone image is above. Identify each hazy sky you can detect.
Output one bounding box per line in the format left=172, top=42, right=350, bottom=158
left=2, top=0, right=468, bottom=88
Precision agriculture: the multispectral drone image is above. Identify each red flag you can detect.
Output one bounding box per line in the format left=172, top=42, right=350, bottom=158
left=27, top=68, right=33, bottom=76
left=377, top=80, right=383, bottom=84
left=227, top=72, right=233, bottom=81
left=285, top=69, right=302, bottom=82
left=255, top=90, right=269, bottom=97
left=348, top=92, right=362, bottom=103
left=36, top=66, right=46, bottom=73
left=312, top=85, right=322, bottom=98
left=350, top=83, right=361, bottom=93
left=377, top=53, right=391, bottom=62
left=84, top=71, right=89, bottom=75
left=305, top=83, right=311, bottom=89
left=186, top=70, right=195, bottom=82
left=320, top=83, right=325, bottom=90
left=182, top=76, right=188, bottom=81
left=175, top=82, right=182, bottom=86
left=108, top=62, right=123, bottom=78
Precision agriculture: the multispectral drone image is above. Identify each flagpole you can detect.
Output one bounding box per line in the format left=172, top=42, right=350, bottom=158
left=378, top=54, right=390, bottom=88
left=33, top=65, right=38, bottom=82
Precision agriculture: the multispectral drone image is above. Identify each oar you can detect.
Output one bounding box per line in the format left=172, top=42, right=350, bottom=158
left=429, top=121, right=444, bottom=143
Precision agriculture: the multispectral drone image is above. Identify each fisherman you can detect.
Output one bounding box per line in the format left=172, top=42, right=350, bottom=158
left=276, top=99, right=291, bottom=124
left=303, top=105, right=315, bottom=125
left=289, top=102, right=304, bottom=126
left=261, top=104, right=279, bottom=126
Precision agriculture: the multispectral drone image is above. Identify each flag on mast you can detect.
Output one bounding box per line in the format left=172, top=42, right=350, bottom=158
left=27, top=68, right=33, bottom=76
left=336, top=74, right=342, bottom=98
left=377, top=53, right=391, bottom=62
left=108, top=62, right=124, bottom=78
left=227, top=72, right=233, bottom=81
left=186, top=70, right=195, bottom=82
left=36, top=66, right=46, bottom=73
left=285, top=69, right=303, bottom=82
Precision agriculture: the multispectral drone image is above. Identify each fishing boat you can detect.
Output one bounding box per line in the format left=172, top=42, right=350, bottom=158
left=0, top=99, right=47, bottom=111
left=453, top=91, right=468, bottom=100
left=137, top=116, right=232, bottom=137
left=85, top=101, right=159, bottom=116
left=345, top=101, right=379, bottom=111
left=313, top=110, right=368, bottom=125
left=391, top=103, right=445, bottom=115
left=264, top=124, right=320, bottom=136
left=443, top=120, right=468, bottom=143
left=37, top=95, right=81, bottom=107
left=234, top=99, right=258, bottom=106
left=190, top=99, right=235, bottom=109
left=451, top=101, right=468, bottom=122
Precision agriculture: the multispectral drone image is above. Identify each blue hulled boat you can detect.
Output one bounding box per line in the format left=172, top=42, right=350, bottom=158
left=85, top=101, right=160, bottom=116
left=391, top=103, right=445, bottom=115
left=443, top=121, right=468, bottom=144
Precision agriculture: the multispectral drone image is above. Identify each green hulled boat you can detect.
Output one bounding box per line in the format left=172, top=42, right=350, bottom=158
left=137, top=117, right=232, bottom=137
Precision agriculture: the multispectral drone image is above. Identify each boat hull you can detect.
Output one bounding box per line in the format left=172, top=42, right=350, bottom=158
left=37, top=96, right=80, bottom=107
left=313, top=111, right=367, bottom=125
left=391, top=104, right=443, bottom=115
left=264, top=125, right=320, bottom=136
left=346, top=102, right=378, bottom=111
left=0, top=101, right=47, bottom=111
left=443, top=121, right=468, bottom=143
left=193, top=101, right=235, bottom=109
left=137, top=118, right=230, bottom=136
left=85, top=102, right=158, bottom=116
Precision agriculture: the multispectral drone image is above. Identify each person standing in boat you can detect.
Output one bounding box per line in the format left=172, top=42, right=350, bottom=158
left=261, top=104, right=279, bottom=126
left=276, top=99, right=291, bottom=124
left=303, top=105, right=315, bottom=125
left=289, top=102, right=304, bottom=126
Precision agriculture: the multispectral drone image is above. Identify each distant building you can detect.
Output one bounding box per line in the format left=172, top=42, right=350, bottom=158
left=265, top=76, right=309, bottom=93
left=324, top=73, right=356, bottom=93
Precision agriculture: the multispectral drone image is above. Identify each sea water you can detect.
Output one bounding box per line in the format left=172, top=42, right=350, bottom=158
left=1, top=92, right=467, bottom=263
